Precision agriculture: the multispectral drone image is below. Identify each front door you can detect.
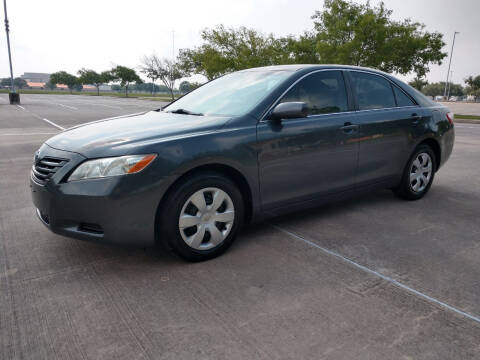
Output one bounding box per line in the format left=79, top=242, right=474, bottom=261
left=256, top=70, right=359, bottom=211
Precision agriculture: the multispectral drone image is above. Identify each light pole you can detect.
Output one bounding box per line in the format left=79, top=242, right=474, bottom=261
left=446, top=71, right=453, bottom=99
left=3, top=0, right=19, bottom=104
left=443, top=31, right=459, bottom=99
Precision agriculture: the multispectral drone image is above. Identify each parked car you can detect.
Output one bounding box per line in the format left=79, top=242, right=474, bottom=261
left=31, top=65, right=455, bottom=261
left=449, top=96, right=458, bottom=102
left=435, top=95, right=446, bottom=101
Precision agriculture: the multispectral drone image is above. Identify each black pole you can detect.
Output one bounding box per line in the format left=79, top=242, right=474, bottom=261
left=443, top=31, right=459, bottom=99
left=3, top=0, right=19, bottom=104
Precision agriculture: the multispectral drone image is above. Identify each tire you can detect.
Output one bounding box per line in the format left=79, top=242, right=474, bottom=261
left=393, top=144, right=436, bottom=200
left=158, top=171, right=244, bottom=261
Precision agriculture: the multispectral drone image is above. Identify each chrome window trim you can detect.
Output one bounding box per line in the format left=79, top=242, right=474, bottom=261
left=259, top=68, right=420, bottom=123
left=355, top=105, right=420, bottom=114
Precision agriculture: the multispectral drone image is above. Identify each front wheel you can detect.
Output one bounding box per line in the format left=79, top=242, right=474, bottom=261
left=393, top=144, right=436, bottom=200
left=159, top=172, right=244, bottom=261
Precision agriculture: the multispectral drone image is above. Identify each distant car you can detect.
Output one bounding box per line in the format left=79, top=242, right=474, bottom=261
left=31, top=65, right=455, bottom=261
left=449, top=96, right=458, bottom=102
left=435, top=95, right=446, bottom=101
left=467, top=95, right=476, bottom=102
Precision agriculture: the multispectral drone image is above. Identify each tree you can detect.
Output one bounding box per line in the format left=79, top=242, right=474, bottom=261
left=1, top=77, right=26, bottom=89
left=140, top=55, right=183, bottom=100
left=140, top=55, right=160, bottom=94
left=311, top=0, right=446, bottom=78
left=78, top=69, right=113, bottom=95
left=1, top=78, right=11, bottom=87
left=465, top=75, right=480, bottom=95
left=178, top=2, right=446, bottom=80
left=14, top=78, right=27, bottom=89
left=45, top=81, right=56, bottom=90
left=422, top=82, right=464, bottom=97
left=179, top=81, right=203, bottom=94
left=133, top=83, right=169, bottom=93
left=408, top=77, right=428, bottom=91
left=109, top=65, right=142, bottom=97
left=73, top=83, right=83, bottom=92
left=177, top=25, right=291, bottom=80
left=179, top=81, right=192, bottom=94
left=49, top=71, right=79, bottom=94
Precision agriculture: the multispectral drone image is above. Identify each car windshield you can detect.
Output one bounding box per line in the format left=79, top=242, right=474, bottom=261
left=163, top=70, right=293, bottom=117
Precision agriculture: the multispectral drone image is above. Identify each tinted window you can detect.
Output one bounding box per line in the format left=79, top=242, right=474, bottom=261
left=280, top=71, right=348, bottom=115
left=350, top=72, right=396, bottom=110
left=393, top=86, right=416, bottom=107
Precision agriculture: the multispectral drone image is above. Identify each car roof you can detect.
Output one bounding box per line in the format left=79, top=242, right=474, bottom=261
left=241, top=64, right=390, bottom=75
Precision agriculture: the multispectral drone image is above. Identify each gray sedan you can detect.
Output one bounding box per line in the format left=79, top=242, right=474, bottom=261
left=31, top=65, right=455, bottom=261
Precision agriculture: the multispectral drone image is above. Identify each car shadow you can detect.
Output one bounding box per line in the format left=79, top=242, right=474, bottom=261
left=56, top=183, right=472, bottom=268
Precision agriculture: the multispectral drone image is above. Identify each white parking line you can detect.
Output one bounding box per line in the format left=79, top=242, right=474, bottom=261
left=72, top=101, right=122, bottom=109
left=27, top=98, right=78, bottom=110
left=272, top=224, right=480, bottom=325
left=54, top=102, right=78, bottom=110
left=16, top=105, right=65, bottom=131
left=0, top=132, right=58, bottom=136
left=41, top=118, right=65, bottom=130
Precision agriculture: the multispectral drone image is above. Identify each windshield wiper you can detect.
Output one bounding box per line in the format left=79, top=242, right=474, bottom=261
left=167, top=108, right=203, bottom=116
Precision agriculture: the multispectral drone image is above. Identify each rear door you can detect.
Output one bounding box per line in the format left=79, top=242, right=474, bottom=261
left=256, top=70, right=359, bottom=211
left=348, top=71, right=421, bottom=186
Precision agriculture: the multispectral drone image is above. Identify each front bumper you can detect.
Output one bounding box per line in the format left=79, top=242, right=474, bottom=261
left=30, top=144, right=171, bottom=247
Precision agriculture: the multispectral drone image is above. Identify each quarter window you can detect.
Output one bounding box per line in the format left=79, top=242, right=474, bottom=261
left=350, top=72, right=396, bottom=110
left=393, top=86, right=416, bottom=107
left=280, top=71, right=348, bottom=116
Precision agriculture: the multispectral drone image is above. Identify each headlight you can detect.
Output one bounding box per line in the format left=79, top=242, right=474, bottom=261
left=68, top=154, right=157, bottom=181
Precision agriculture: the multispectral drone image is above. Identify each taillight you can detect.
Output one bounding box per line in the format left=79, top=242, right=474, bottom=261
left=446, top=112, right=454, bottom=125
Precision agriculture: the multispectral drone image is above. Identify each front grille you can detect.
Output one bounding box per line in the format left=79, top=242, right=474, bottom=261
left=32, top=156, right=69, bottom=185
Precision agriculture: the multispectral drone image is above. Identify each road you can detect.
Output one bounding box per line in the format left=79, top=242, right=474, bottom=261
left=1, top=94, right=480, bottom=359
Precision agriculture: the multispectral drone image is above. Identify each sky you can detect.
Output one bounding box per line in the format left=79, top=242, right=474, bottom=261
left=0, top=0, right=479, bottom=85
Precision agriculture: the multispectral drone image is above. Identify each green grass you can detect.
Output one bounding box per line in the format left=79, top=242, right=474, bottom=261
left=454, top=114, right=480, bottom=120
left=0, top=89, right=176, bottom=101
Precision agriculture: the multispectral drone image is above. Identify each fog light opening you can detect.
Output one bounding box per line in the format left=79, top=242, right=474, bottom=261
left=78, top=223, right=104, bottom=235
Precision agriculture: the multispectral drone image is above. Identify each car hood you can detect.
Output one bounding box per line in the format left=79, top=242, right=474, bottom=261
left=46, top=111, right=231, bottom=158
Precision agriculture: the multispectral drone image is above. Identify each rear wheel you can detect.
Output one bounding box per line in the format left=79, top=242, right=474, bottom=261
left=393, top=144, right=436, bottom=200
left=159, top=172, right=244, bottom=261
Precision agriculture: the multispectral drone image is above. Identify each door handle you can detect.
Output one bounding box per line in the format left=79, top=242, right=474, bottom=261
left=340, top=123, right=359, bottom=133
left=411, top=113, right=421, bottom=124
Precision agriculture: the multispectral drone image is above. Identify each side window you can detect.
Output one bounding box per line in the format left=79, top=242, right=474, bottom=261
left=350, top=72, right=396, bottom=110
left=393, top=86, right=416, bottom=107
left=280, top=71, right=348, bottom=116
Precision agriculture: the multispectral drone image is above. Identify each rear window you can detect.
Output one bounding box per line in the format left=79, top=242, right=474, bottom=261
left=350, top=71, right=396, bottom=110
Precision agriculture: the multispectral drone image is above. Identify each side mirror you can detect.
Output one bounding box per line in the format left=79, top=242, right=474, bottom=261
left=269, top=102, right=308, bottom=121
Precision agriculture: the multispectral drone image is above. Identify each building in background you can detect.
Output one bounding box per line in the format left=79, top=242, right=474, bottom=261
left=20, top=72, right=50, bottom=83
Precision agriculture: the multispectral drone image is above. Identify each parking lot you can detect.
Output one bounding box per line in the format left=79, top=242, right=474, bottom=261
left=440, top=101, right=480, bottom=116
left=1, top=94, right=480, bottom=359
